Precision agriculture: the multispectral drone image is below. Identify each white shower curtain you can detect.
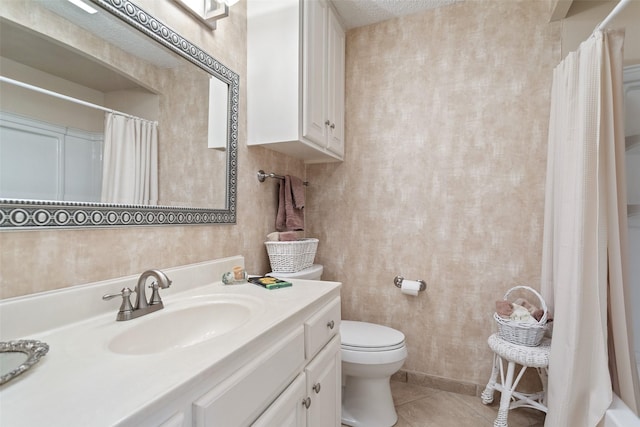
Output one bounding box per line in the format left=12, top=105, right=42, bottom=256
left=101, top=112, right=158, bottom=205
left=541, top=29, right=640, bottom=426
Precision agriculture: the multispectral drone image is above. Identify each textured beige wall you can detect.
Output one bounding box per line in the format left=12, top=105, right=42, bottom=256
left=307, top=0, right=561, bottom=386
left=0, top=0, right=306, bottom=299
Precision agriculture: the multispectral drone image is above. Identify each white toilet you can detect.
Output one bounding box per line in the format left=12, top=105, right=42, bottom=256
left=340, top=320, right=407, bottom=427
left=268, top=265, right=408, bottom=427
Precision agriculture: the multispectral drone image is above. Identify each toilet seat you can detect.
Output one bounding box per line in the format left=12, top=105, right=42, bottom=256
left=340, top=321, right=406, bottom=352
left=341, top=342, right=405, bottom=352
left=342, top=346, right=408, bottom=365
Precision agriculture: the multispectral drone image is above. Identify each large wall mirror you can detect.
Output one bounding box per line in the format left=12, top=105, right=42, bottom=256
left=0, top=0, right=238, bottom=228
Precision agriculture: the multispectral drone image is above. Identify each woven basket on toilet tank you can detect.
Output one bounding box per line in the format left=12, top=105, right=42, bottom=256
left=264, top=238, right=318, bottom=273
left=494, top=285, right=548, bottom=347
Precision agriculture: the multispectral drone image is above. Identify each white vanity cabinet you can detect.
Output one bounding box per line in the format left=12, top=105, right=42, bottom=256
left=130, top=296, right=341, bottom=427
left=253, top=297, right=342, bottom=427
left=247, top=0, right=345, bottom=163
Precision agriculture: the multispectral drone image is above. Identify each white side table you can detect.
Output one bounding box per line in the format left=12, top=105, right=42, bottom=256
left=481, top=333, right=551, bottom=427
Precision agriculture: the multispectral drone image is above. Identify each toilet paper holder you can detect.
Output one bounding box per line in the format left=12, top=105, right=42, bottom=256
left=394, top=276, right=427, bottom=292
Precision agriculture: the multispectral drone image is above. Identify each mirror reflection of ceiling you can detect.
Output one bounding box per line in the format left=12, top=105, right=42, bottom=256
left=1, top=0, right=184, bottom=95
left=0, top=19, right=144, bottom=93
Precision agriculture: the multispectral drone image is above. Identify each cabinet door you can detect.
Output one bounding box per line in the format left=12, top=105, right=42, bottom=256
left=305, top=335, right=341, bottom=427
left=302, top=0, right=328, bottom=147
left=252, top=373, right=307, bottom=427
left=193, top=327, right=305, bottom=426
left=325, top=6, right=345, bottom=157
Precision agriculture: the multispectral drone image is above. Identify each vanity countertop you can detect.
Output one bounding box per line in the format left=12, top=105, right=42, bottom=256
left=0, top=257, right=341, bottom=426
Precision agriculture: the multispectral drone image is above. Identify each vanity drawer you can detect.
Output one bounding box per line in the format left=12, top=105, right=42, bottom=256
left=304, top=297, right=341, bottom=359
left=193, top=326, right=305, bottom=426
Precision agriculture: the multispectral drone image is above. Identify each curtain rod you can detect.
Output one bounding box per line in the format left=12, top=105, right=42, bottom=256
left=596, top=0, right=632, bottom=31
left=0, top=76, right=157, bottom=124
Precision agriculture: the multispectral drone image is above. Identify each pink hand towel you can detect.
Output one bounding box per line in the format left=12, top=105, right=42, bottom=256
left=275, top=179, right=286, bottom=231
left=275, top=176, right=305, bottom=231
left=290, top=175, right=305, bottom=209
left=285, top=175, right=304, bottom=231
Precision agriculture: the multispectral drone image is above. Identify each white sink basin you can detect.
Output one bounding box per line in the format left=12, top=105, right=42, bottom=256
left=108, top=295, right=262, bottom=355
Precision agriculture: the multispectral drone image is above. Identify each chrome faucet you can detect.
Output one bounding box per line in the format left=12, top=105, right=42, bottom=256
left=103, top=269, right=172, bottom=321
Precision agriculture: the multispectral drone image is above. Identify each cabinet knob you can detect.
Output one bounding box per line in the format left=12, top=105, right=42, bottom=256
left=326, top=320, right=335, bottom=329
left=324, top=120, right=336, bottom=130
left=312, top=383, right=321, bottom=394
left=302, top=397, right=311, bottom=409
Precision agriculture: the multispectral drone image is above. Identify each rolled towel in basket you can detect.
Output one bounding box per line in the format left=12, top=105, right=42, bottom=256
left=513, top=297, right=538, bottom=313
left=512, top=297, right=549, bottom=322
left=495, top=300, right=513, bottom=318
left=532, top=309, right=545, bottom=322
left=510, top=303, right=538, bottom=323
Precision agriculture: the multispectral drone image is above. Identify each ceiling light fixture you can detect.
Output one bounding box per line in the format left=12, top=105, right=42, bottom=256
left=66, top=0, right=98, bottom=14
left=172, top=0, right=237, bottom=30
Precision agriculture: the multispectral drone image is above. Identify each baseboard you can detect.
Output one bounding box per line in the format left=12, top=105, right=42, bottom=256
left=391, top=369, right=483, bottom=397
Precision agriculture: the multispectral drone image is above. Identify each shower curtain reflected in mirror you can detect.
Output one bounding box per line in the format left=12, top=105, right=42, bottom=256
left=540, top=29, right=640, bottom=427
left=101, top=112, right=158, bottom=205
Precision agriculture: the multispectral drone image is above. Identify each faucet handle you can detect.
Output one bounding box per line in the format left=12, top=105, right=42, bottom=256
left=102, top=288, right=135, bottom=320
left=148, top=273, right=172, bottom=305
left=148, top=281, right=163, bottom=306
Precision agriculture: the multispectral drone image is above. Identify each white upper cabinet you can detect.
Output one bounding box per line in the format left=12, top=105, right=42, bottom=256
left=247, top=0, right=345, bottom=163
left=325, top=7, right=345, bottom=157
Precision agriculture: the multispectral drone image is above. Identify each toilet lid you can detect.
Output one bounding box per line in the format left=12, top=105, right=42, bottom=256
left=267, top=264, right=323, bottom=280
left=340, top=320, right=405, bottom=351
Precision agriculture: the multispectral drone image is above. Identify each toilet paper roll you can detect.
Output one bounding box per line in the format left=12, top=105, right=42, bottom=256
left=401, top=279, right=421, bottom=296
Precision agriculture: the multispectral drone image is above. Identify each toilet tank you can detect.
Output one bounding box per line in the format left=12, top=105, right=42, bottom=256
left=267, top=264, right=323, bottom=280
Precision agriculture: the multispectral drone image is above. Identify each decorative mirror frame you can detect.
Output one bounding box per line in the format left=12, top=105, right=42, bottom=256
left=0, top=0, right=238, bottom=229
left=0, top=340, right=50, bottom=385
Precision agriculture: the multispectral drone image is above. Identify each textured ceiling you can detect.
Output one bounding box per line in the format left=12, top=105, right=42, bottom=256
left=331, top=0, right=463, bottom=30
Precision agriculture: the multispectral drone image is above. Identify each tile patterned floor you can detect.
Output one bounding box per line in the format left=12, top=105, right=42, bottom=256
left=343, top=380, right=546, bottom=427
